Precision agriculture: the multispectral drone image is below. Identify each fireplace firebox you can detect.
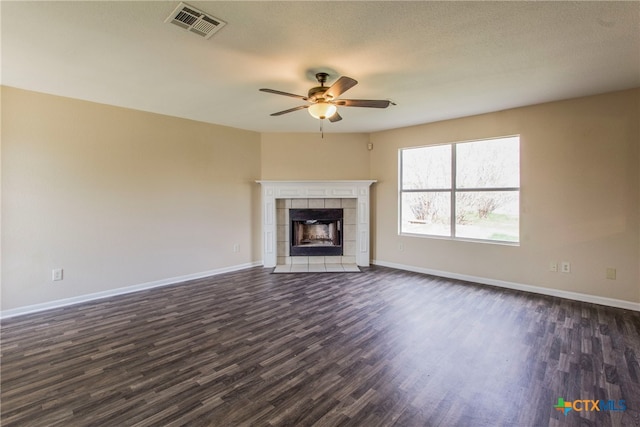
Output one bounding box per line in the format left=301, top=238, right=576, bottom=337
left=290, top=208, right=343, bottom=256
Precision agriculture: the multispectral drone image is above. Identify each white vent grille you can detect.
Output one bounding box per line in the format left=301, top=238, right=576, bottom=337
left=165, top=2, right=226, bottom=39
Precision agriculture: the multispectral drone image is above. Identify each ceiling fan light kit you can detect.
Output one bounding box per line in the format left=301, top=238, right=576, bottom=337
left=260, top=72, right=393, bottom=125
left=308, top=102, right=337, bottom=120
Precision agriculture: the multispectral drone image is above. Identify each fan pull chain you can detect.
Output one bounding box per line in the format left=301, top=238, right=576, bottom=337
left=320, top=120, right=324, bottom=138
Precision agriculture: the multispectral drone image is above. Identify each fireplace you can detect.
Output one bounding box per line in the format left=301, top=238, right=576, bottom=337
left=256, top=180, right=376, bottom=267
left=290, top=209, right=343, bottom=256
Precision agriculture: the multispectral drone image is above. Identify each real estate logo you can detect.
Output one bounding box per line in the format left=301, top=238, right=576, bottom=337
left=554, top=398, right=626, bottom=416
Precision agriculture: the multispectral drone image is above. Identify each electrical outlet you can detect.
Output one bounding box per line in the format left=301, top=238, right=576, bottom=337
left=52, top=268, right=63, bottom=281
left=398, top=242, right=404, bottom=252
left=561, top=262, right=571, bottom=273
left=233, top=243, right=240, bottom=253
left=549, top=262, right=558, bottom=272
left=606, top=268, right=616, bottom=280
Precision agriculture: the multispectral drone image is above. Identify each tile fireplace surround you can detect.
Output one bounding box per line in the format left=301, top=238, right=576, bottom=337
left=256, top=181, right=376, bottom=268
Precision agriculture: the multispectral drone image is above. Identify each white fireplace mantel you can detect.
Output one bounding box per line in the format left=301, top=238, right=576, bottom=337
left=256, top=180, right=376, bottom=268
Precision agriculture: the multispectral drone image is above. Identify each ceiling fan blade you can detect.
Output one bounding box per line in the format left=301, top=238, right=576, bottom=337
left=323, top=76, right=358, bottom=100
left=260, top=88, right=308, bottom=100
left=335, top=99, right=392, bottom=108
left=328, top=111, right=342, bottom=123
left=270, top=105, right=309, bottom=116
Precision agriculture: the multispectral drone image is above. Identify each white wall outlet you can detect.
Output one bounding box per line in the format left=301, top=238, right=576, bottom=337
left=606, top=267, right=616, bottom=280
left=52, top=268, right=63, bottom=281
left=561, top=262, right=571, bottom=273
left=549, top=262, right=558, bottom=272
left=398, top=242, right=404, bottom=252
left=233, top=243, right=240, bottom=253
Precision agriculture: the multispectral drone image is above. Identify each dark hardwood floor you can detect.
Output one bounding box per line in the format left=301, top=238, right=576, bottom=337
left=1, top=266, right=639, bottom=426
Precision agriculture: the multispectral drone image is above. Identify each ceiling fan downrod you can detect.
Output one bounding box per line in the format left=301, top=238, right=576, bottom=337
left=315, top=72, right=329, bottom=86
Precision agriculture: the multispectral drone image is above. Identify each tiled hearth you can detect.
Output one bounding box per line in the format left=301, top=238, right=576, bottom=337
left=256, top=180, right=376, bottom=270
left=273, top=263, right=361, bottom=273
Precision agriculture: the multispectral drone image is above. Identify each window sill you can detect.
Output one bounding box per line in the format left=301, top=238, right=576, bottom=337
left=399, top=232, right=520, bottom=247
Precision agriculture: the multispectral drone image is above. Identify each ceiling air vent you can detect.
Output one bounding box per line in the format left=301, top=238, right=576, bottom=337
left=165, top=2, right=226, bottom=39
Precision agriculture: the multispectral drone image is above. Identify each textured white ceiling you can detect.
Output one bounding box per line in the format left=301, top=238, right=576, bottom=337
left=2, top=1, right=639, bottom=133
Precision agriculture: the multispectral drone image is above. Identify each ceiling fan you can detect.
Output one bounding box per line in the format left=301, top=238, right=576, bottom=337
left=260, top=72, right=394, bottom=123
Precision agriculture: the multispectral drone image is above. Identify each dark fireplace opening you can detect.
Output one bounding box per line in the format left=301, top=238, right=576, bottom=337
left=290, top=208, right=343, bottom=256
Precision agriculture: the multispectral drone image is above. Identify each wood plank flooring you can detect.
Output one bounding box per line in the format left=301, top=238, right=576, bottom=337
left=2, top=266, right=639, bottom=426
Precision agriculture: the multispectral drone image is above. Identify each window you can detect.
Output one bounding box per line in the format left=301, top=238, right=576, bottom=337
left=400, top=136, right=520, bottom=243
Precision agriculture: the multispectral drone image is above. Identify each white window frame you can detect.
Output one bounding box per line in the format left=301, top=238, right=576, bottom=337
left=399, top=135, right=520, bottom=245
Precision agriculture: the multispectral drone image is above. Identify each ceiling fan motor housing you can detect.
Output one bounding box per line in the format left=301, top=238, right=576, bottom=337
left=308, top=72, right=332, bottom=102
left=308, top=86, right=329, bottom=102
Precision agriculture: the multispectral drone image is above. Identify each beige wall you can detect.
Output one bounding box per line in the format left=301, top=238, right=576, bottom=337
left=1, top=87, right=262, bottom=310
left=2, top=87, right=639, bottom=312
left=370, top=89, right=640, bottom=303
left=260, top=132, right=370, bottom=180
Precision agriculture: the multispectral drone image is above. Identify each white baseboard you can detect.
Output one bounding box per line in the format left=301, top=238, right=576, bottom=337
left=0, top=261, right=263, bottom=319
left=371, top=260, right=640, bottom=312
left=4, top=260, right=637, bottom=319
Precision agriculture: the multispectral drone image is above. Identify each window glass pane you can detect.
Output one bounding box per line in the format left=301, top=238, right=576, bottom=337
left=401, top=192, right=451, bottom=236
left=456, top=136, right=519, bottom=188
left=455, top=191, right=519, bottom=242
left=402, top=145, right=451, bottom=190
